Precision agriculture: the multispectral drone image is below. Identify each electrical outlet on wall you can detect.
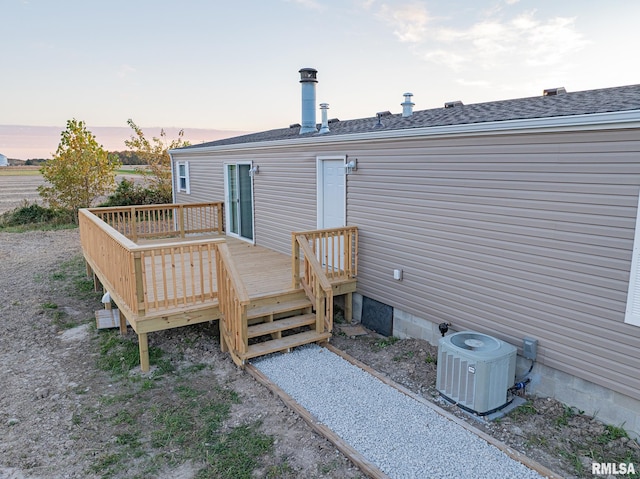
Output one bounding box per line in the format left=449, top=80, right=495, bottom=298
left=523, top=337, right=538, bottom=360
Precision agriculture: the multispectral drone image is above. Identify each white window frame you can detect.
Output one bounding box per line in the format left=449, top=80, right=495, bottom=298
left=176, top=161, right=190, bottom=194
left=625, top=192, right=640, bottom=326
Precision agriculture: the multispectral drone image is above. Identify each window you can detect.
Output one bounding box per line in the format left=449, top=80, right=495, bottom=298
left=625, top=193, right=640, bottom=326
left=177, top=161, right=190, bottom=194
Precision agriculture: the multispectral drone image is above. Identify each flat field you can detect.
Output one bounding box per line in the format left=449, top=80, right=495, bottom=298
left=0, top=169, right=45, bottom=214
left=0, top=168, right=144, bottom=214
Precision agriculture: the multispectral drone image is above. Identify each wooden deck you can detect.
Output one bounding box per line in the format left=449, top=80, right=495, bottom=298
left=79, top=203, right=357, bottom=370
left=138, top=235, right=295, bottom=315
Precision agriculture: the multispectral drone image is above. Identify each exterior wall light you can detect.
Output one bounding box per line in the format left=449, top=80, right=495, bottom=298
left=345, top=159, right=357, bottom=174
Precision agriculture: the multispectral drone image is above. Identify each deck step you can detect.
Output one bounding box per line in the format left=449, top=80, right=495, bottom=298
left=241, top=330, right=331, bottom=360
left=247, top=313, right=316, bottom=339
left=246, top=297, right=312, bottom=320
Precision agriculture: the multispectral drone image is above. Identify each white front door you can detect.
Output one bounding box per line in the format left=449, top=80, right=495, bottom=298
left=317, top=157, right=347, bottom=270
left=317, top=157, right=346, bottom=229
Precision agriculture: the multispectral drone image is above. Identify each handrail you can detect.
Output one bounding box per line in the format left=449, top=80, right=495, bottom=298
left=292, top=226, right=358, bottom=284
left=294, top=235, right=334, bottom=334
left=296, top=238, right=333, bottom=294
left=79, top=207, right=226, bottom=317
left=214, top=242, right=250, bottom=361
left=79, top=209, right=140, bottom=316
left=88, top=202, right=224, bottom=242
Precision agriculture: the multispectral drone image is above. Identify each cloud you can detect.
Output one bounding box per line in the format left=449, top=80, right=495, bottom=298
left=285, top=0, right=325, bottom=11
left=400, top=8, right=588, bottom=74
left=375, top=2, right=431, bottom=43
left=117, top=64, right=137, bottom=79
left=456, top=78, right=491, bottom=88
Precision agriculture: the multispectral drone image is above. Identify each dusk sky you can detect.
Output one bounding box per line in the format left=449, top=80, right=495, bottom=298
left=2, top=0, right=639, bottom=136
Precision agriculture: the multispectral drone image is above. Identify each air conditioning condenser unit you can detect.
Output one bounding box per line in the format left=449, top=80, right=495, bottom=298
left=436, top=331, right=516, bottom=415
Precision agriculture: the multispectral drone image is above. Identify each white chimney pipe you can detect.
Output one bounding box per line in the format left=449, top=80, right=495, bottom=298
left=319, top=103, right=330, bottom=134
left=401, top=92, right=414, bottom=117
left=299, top=68, right=318, bottom=134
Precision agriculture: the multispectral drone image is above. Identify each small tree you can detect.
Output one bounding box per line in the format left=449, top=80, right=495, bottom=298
left=125, top=119, right=190, bottom=202
left=38, top=119, right=121, bottom=217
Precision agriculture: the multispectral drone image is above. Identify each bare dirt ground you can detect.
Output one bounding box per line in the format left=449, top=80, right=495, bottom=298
left=0, top=229, right=363, bottom=479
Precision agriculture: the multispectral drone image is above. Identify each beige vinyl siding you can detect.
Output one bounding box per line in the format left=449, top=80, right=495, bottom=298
left=346, top=129, right=640, bottom=401
left=174, top=156, right=224, bottom=204
left=173, top=150, right=317, bottom=254
left=172, top=127, right=640, bottom=401
left=253, top=152, right=316, bottom=254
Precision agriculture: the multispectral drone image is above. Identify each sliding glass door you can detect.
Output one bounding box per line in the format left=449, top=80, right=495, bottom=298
left=225, top=163, right=254, bottom=242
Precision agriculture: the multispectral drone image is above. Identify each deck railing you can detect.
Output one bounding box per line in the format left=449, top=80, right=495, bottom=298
left=293, top=236, right=334, bottom=333
left=79, top=209, right=141, bottom=316
left=215, top=241, right=250, bottom=364
left=292, top=226, right=358, bottom=283
left=79, top=207, right=227, bottom=318
left=136, top=238, right=224, bottom=312
left=89, top=202, right=224, bottom=242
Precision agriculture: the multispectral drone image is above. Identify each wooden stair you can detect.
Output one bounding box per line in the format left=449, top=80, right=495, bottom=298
left=237, top=292, right=330, bottom=361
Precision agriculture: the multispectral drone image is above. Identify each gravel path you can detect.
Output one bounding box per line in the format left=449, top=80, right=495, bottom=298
left=253, top=344, right=546, bottom=479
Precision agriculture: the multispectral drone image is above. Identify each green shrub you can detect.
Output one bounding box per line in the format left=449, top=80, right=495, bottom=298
left=100, top=179, right=172, bottom=207
left=0, top=201, right=75, bottom=229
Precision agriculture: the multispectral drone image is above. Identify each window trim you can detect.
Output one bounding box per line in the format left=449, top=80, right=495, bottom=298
left=176, top=160, right=190, bottom=194
left=625, top=192, right=640, bottom=326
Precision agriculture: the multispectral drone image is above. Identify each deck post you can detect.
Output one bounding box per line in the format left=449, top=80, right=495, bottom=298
left=345, top=292, right=353, bottom=323
left=138, top=333, right=149, bottom=372
left=133, top=252, right=145, bottom=317
left=292, top=234, right=301, bottom=289
left=130, top=206, right=138, bottom=243
left=240, top=309, right=248, bottom=354
left=217, top=204, right=223, bottom=234
left=316, top=290, right=325, bottom=334
left=220, top=320, right=228, bottom=352
left=119, top=310, right=128, bottom=336
left=179, top=205, right=186, bottom=238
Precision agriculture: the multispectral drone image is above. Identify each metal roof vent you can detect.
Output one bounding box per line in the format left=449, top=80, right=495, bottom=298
left=401, top=92, right=414, bottom=117
left=444, top=101, right=463, bottom=108
left=375, top=111, right=391, bottom=128
left=543, top=87, right=566, bottom=96
left=299, top=68, right=318, bottom=134
left=318, top=103, right=330, bottom=134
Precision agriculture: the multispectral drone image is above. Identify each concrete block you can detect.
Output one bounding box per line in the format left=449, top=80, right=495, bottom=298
left=352, top=293, right=363, bottom=323
left=393, top=308, right=438, bottom=343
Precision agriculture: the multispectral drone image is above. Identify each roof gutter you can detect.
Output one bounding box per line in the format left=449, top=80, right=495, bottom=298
left=169, top=109, right=640, bottom=156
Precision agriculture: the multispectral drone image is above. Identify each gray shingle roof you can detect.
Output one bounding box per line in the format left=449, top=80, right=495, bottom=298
left=181, top=84, right=640, bottom=150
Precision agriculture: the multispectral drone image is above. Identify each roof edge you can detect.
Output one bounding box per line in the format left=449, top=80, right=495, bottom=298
left=169, top=109, right=640, bottom=156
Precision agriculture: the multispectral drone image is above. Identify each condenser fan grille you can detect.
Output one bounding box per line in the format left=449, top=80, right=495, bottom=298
left=436, top=331, right=516, bottom=415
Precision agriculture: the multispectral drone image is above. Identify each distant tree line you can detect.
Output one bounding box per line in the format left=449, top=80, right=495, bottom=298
left=16, top=151, right=146, bottom=166
left=7, top=158, right=48, bottom=165
left=109, top=150, right=147, bottom=165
